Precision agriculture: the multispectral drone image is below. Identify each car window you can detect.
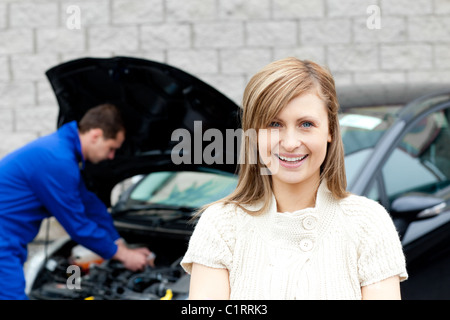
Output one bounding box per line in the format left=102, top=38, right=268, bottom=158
left=366, top=179, right=379, bottom=201
left=129, top=171, right=238, bottom=208
left=382, top=108, right=450, bottom=201
left=340, top=105, right=401, bottom=186
left=340, top=107, right=399, bottom=155
left=344, top=148, right=373, bottom=187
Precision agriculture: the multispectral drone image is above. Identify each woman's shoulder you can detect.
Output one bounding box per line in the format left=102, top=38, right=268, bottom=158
left=337, top=193, right=397, bottom=233
left=195, top=200, right=249, bottom=230
left=338, top=195, right=407, bottom=284
left=339, top=193, right=388, bottom=217
left=200, top=200, right=246, bottom=218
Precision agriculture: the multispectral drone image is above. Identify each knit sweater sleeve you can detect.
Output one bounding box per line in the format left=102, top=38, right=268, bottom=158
left=181, top=202, right=236, bottom=274
left=340, top=195, right=408, bottom=287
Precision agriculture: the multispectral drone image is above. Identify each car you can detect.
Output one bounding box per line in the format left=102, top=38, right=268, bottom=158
left=26, top=170, right=238, bottom=300
left=338, top=83, right=450, bottom=299
left=25, top=56, right=450, bottom=299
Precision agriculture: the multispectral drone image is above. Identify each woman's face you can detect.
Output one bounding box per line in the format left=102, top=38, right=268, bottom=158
left=258, top=92, right=331, bottom=189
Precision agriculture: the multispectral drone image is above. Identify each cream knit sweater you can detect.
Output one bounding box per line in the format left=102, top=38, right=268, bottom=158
left=181, top=181, right=408, bottom=299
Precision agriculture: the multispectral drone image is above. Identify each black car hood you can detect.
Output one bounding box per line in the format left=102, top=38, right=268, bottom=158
left=46, top=57, right=241, bottom=206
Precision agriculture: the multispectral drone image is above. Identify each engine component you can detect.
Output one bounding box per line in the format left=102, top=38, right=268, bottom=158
left=70, top=244, right=104, bottom=272
left=29, top=255, right=189, bottom=300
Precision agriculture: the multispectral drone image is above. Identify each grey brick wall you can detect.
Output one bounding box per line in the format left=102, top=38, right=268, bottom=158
left=0, top=0, right=449, bottom=159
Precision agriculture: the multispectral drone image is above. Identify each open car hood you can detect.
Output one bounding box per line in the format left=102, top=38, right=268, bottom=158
left=46, top=57, right=240, bottom=206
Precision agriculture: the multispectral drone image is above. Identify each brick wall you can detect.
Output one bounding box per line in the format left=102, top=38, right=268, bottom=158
left=0, top=0, right=449, bottom=158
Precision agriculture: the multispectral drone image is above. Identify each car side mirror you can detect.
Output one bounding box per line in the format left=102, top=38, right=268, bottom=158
left=391, top=194, right=446, bottom=220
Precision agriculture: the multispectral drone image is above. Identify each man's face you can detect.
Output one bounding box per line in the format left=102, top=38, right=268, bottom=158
left=87, top=130, right=125, bottom=164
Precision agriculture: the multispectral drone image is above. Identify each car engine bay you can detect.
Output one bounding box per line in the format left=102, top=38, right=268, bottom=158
left=28, top=239, right=190, bottom=300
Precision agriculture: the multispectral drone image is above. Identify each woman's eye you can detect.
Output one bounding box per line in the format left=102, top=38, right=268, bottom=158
left=268, top=121, right=281, bottom=128
left=301, top=121, right=313, bottom=128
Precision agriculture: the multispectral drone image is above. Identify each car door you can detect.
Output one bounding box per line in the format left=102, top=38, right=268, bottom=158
left=373, top=103, right=450, bottom=299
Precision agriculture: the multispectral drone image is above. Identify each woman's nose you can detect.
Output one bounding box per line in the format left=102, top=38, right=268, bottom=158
left=280, top=129, right=301, bottom=151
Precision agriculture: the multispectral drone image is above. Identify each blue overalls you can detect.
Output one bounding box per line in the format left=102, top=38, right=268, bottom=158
left=0, top=121, right=120, bottom=299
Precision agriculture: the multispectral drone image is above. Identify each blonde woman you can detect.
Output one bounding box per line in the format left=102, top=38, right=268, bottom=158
left=181, top=57, right=407, bottom=300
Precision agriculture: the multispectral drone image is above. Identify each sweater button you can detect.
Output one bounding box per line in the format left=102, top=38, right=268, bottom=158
left=299, top=239, right=314, bottom=252
left=303, top=216, right=317, bottom=230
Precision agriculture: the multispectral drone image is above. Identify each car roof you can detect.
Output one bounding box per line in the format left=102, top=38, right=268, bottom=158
left=337, top=83, right=450, bottom=108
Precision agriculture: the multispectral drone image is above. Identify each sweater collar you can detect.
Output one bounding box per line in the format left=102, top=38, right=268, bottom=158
left=252, top=179, right=338, bottom=249
left=58, top=121, right=85, bottom=169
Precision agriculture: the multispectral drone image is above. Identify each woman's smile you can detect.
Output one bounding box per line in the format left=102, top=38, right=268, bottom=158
left=276, top=153, right=309, bottom=168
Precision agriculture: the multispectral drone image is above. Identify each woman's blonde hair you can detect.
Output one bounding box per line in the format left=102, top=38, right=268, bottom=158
left=201, top=57, right=348, bottom=216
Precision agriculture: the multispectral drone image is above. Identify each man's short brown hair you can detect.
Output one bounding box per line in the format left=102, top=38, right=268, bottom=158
left=78, top=103, right=125, bottom=140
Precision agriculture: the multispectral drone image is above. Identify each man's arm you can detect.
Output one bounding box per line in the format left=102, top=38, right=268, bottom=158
left=78, top=181, right=120, bottom=241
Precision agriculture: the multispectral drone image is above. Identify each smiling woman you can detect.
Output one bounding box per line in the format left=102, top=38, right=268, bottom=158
left=258, top=93, right=332, bottom=211
left=180, top=57, right=408, bottom=300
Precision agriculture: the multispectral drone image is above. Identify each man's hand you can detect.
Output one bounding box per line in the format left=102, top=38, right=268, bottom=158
left=112, top=241, right=155, bottom=271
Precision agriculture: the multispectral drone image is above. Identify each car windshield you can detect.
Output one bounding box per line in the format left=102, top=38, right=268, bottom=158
left=340, top=105, right=402, bottom=185
left=128, top=171, right=238, bottom=209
